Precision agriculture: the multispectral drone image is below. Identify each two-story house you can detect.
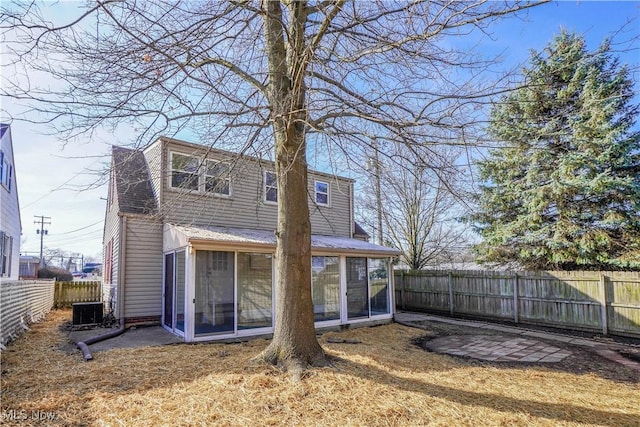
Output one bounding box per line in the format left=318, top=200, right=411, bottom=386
left=0, top=124, right=21, bottom=281
left=103, top=137, right=397, bottom=342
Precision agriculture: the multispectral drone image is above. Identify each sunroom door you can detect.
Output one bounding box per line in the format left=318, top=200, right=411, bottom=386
left=163, top=253, right=174, bottom=329
left=163, top=250, right=186, bottom=335
left=346, top=257, right=369, bottom=319
left=195, top=251, right=235, bottom=336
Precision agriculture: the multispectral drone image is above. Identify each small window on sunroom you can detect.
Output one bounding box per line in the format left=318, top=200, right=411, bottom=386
left=315, top=180, right=329, bottom=206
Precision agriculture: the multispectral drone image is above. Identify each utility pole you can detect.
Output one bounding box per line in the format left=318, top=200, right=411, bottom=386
left=373, top=144, right=383, bottom=246
left=368, top=138, right=383, bottom=246
left=34, top=215, right=51, bottom=266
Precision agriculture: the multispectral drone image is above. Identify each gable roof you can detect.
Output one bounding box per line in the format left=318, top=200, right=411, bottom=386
left=112, top=146, right=157, bottom=215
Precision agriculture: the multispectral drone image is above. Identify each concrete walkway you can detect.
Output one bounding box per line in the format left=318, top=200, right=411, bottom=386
left=68, top=326, right=182, bottom=353
left=395, top=311, right=640, bottom=371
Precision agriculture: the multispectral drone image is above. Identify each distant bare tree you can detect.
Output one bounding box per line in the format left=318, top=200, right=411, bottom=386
left=1, top=0, right=547, bottom=375
left=358, top=145, right=470, bottom=270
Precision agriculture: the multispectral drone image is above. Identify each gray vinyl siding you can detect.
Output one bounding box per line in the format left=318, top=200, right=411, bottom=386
left=308, top=177, right=351, bottom=236
left=102, top=173, right=121, bottom=314
left=123, top=216, right=163, bottom=318
left=0, top=129, right=21, bottom=280
left=155, top=139, right=352, bottom=237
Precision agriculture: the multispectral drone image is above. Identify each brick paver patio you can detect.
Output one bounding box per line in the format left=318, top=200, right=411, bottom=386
left=424, top=335, right=572, bottom=362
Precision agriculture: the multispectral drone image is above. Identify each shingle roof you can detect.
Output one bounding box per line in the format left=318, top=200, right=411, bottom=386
left=353, top=221, right=370, bottom=238
left=112, top=146, right=157, bottom=215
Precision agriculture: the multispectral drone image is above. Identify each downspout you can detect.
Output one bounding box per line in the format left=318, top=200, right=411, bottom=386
left=76, top=215, right=128, bottom=361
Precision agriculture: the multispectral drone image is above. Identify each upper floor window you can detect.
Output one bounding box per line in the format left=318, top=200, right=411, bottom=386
left=0, top=151, right=12, bottom=192
left=204, top=160, right=231, bottom=196
left=264, top=171, right=278, bottom=203
left=171, top=153, right=199, bottom=191
left=315, top=180, right=329, bottom=206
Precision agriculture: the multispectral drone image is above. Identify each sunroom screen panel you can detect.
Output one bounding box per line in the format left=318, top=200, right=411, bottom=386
left=237, top=253, right=273, bottom=329
left=369, top=258, right=390, bottom=315
left=195, top=251, right=235, bottom=336
left=312, top=256, right=340, bottom=321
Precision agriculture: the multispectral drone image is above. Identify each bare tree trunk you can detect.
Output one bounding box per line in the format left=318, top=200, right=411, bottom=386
left=255, top=0, right=326, bottom=374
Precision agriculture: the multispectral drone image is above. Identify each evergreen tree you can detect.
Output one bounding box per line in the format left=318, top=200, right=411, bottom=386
left=473, top=31, right=640, bottom=270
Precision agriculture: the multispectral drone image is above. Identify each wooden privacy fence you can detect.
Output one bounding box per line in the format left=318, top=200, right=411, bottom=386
left=54, top=281, right=102, bottom=308
left=0, top=279, right=55, bottom=348
left=395, top=270, right=640, bottom=338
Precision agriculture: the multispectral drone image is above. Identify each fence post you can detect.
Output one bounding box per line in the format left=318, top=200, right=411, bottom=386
left=400, top=270, right=406, bottom=310
left=599, top=273, right=608, bottom=335
left=55, top=281, right=62, bottom=309
left=513, top=273, right=519, bottom=323
left=448, top=271, right=454, bottom=315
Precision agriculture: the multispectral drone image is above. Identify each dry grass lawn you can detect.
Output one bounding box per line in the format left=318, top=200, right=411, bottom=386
left=1, top=310, right=638, bottom=426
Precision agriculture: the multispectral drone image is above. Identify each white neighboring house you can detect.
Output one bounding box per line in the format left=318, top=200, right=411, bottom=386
left=0, top=124, right=21, bottom=281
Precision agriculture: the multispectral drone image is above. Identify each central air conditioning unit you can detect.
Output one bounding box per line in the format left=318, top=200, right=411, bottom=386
left=72, top=302, right=104, bottom=325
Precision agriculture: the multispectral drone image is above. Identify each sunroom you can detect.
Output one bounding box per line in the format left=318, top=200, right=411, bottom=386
left=162, top=224, right=398, bottom=342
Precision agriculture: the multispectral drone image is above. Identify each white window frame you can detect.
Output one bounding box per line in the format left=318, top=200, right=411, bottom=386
left=314, top=180, right=330, bottom=206
left=264, top=171, right=278, bottom=204
left=204, top=160, right=232, bottom=197
left=0, top=232, right=11, bottom=277
left=170, top=152, right=200, bottom=192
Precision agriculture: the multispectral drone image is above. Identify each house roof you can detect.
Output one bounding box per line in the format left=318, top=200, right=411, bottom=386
left=353, top=222, right=370, bottom=238
left=169, top=224, right=399, bottom=256
left=112, top=146, right=157, bottom=214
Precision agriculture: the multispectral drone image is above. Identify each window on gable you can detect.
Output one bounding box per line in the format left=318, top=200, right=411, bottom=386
left=171, top=152, right=199, bottom=191
left=264, top=171, right=278, bottom=203
left=315, top=180, right=329, bottom=206
left=204, top=160, right=231, bottom=196
left=0, top=151, right=11, bottom=192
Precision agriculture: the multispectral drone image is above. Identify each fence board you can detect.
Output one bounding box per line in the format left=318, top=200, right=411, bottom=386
left=0, top=280, right=55, bottom=347
left=54, top=281, right=102, bottom=308
left=395, top=270, right=640, bottom=338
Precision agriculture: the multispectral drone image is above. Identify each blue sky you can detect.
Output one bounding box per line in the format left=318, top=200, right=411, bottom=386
left=1, top=1, right=638, bottom=261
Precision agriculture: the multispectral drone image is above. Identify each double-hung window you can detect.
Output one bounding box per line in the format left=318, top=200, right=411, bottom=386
left=0, top=231, right=12, bottom=277
left=264, top=171, right=278, bottom=203
left=315, top=180, right=329, bottom=206
left=204, top=160, right=231, bottom=196
left=171, top=153, right=199, bottom=191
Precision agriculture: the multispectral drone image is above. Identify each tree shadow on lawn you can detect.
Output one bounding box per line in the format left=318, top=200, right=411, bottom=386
left=332, top=355, right=639, bottom=427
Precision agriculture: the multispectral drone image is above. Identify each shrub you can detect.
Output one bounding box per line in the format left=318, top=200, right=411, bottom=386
left=38, top=266, right=73, bottom=282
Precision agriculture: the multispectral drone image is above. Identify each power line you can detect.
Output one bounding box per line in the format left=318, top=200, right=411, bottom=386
left=54, top=220, right=103, bottom=236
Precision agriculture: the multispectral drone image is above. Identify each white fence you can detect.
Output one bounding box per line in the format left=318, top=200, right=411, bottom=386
left=0, top=279, right=55, bottom=348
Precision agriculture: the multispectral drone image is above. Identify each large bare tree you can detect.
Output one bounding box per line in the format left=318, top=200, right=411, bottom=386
left=1, top=0, right=546, bottom=373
